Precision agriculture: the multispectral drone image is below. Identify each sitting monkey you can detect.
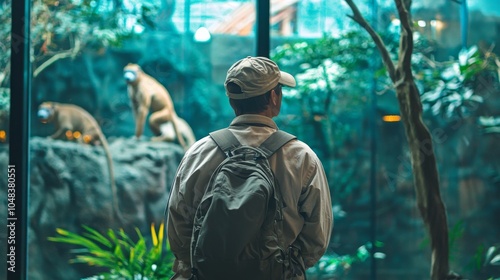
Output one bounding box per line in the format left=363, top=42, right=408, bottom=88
left=159, top=115, right=196, bottom=148
left=123, top=63, right=195, bottom=150
left=37, top=101, right=125, bottom=224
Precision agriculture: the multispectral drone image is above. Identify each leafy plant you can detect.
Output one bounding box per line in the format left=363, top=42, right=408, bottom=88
left=48, top=222, right=174, bottom=280
left=272, top=32, right=376, bottom=165
left=469, top=243, right=500, bottom=280
left=478, top=116, right=500, bottom=134
left=272, top=31, right=375, bottom=116
left=484, top=244, right=500, bottom=276
left=306, top=242, right=384, bottom=279
left=0, top=87, right=8, bottom=112
left=0, top=0, right=157, bottom=87
left=418, top=46, right=496, bottom=120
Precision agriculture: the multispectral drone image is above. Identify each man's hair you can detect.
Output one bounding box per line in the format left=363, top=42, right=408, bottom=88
left=228, top=82, right=281, bottom=115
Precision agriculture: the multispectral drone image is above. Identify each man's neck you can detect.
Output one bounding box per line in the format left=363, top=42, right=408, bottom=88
left=258, top=110, right=274, bottom=118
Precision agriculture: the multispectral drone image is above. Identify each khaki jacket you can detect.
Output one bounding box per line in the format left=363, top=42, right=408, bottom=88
left=167, top=114, right=333, bottom=279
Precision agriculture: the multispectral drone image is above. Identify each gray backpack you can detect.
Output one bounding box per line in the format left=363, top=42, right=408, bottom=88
left=190, top=128, right=301, bottom=280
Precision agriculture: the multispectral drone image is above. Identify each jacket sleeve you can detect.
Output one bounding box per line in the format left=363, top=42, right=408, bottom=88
left=294, top=157, right=333, bottom=268
left=166, top=157, right=195, bottom=269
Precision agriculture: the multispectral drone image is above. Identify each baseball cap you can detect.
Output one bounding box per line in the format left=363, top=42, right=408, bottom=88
left=224, top=56, right=296, bottom=100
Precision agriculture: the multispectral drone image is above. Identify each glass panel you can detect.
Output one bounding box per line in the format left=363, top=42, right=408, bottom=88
left=272, top=0, right=500, bottom=279
left=15, top=0, right=500, bottom=278
left=271, top=1, right=377, bottom=278
left=27, top=0, right=259, bottom=279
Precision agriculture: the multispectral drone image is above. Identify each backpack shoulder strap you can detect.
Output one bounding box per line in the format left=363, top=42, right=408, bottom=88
left=210, top=128, right=296, bottom=157
left=209, top=128, right=241, bottom=154
left=259, top=130, right=296, bottom=158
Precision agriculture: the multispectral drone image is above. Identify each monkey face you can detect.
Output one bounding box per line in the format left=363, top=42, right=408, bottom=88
left=38, top=102, right=55, bottom=124
left=123, top=63, right=141, bottom=84
left=124, top=69, right=138, bottom=83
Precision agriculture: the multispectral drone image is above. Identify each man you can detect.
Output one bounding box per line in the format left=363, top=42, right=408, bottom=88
left=167, top=56, right=333, bottom=279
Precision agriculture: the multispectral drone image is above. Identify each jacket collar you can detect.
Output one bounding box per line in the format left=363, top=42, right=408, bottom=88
left=230, top=114, right=278, bottom=130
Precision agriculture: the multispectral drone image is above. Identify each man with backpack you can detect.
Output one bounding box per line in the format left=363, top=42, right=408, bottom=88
left=166, top=56, right=333, bottom=280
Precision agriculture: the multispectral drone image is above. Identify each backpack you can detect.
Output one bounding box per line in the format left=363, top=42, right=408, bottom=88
left=189, top=128, right=299, bottom=280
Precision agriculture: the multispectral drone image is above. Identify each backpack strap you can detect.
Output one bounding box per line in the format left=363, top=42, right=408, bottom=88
left=259, top=130, right=297, bottom=275
left=209, top=128, right=241, bottom=155
left=258, top=130, right=296, bottom=158
left=210, top=128, right=296, bottom=158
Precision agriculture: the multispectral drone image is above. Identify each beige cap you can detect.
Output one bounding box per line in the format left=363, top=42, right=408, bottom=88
left=224, top=56, right=296, bottom=100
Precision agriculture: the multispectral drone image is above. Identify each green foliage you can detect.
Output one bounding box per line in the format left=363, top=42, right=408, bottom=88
left=471, top=244, right=487, bottom=272
left=0, top=2, right=11, bottom=87
left=0, top=88, right=9, bottom=111
left=0, top=0, right=157, bottom=86
left=48, top=222, right=174, bottom=280
left=485, top=244, right=500, bottom=266
left=470, top=243, right=500, bottom=279
left=0, top=88, right=9, bottom=128
left=448, top=221, right=465, bottom=262
left=306, top=242, right=384, bottom=279
left=271, top=32, right=375, bottom=154
left=481, top=244, right=500, bottom=268
left=418, top=46, right=498, bottom=120
left=374, top=28, right=498, bottom=123
left=273, top=32, right=375, bottom=71
left=272, top=32, right=380, bottom=204
left=273, top=29, right=498, bottom=279
left=272, top=31, right=375, bottom=109
left=33, top=0, right=156, bottom=49
left=273, top=27, right=498, bottom=132
left=478, top=116, right=500, bottom=134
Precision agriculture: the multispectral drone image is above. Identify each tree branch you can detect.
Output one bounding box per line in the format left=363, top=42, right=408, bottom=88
left=394, top=0, right=413, bottom=74
left=33, top=38, right=82, bottom=78
left=344, top=0, right=397, bottom=82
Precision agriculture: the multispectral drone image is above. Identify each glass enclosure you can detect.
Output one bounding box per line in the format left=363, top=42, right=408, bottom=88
left=1, top=0, right=500, bottom=279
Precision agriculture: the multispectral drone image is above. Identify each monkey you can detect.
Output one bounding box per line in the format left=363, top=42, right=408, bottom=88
left=158, top=115, right=196, bottom=148
left=123, top=63, right=195, bottom=150
left=37, top=101, right=125, bottom=224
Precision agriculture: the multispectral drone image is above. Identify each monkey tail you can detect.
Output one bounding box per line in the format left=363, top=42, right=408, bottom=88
left=99, top=134, right=126, bottom=224
left=172, top=115, right=188, bottom=150
left=180, top=117, right=196, bottom=148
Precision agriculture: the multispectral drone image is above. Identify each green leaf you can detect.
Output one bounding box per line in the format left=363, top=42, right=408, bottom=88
left=48, top=232, right=101, bottom=252
left=107, top=229, right=120, bottom=246
left=135, top=227, right=145, bottom=241
left=89, top=249, right=117, bottom=261
left=490, top=255, right=500, bottom=266
left=133, top=238, right=147, bottom=261
left=73, top=255, right=115, bottom=268
left=118, top=229, right=136, bottom=247
left=81, top=225, right=113, bottom=248
left=486, top=246, right=499, bottom=263
left=113, top=243, right=128, bottom=266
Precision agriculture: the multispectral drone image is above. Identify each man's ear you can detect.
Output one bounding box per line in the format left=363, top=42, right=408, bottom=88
left=271, top=89, right=279, bottom=105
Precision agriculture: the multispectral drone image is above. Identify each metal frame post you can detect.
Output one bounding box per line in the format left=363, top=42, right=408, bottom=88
left=8, top=0, right=31, bottom=279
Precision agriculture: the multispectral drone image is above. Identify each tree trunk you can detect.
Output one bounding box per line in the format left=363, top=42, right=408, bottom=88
left=395, top=73, right=450, bottom=280
left=344, top=0, right=453, bottom=278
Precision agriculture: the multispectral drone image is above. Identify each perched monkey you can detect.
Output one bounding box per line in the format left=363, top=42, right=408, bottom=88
left=37, top=102, right=125, bottom=223
left=123, top=63, right=195, bottom=150
left=159, top=116, right=196, bottom=148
